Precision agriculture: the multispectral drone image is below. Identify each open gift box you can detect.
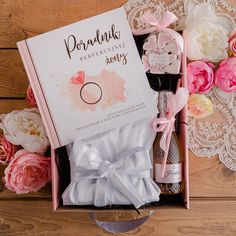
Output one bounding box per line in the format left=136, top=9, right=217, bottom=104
left=51, top=32, right=189, bottom=212
left=17, top=7, right=190, bottom=216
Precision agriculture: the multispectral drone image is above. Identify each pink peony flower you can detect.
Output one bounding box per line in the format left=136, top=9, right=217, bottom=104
left=26, top=85, right=37, bottom=107
left=187, top=61, right=214, bottom=94
left=215, top=57, right=236, bottom=92
left=229, top=30, right=236, bottom=56
left=188, top=94, right=214, bottom=119
left=0, top=135, right=16, bottom=164
left=3, top=150, right=51, bottom=194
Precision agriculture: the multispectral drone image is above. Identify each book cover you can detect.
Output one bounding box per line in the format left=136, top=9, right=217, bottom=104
left=17, top=7, right=157, bottom=148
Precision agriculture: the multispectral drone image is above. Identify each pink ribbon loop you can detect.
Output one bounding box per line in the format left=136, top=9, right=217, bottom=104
left=141, top=10, right=178, bottom=30
left=153, top=88, right=189, bottom=177
left=132, top=10, right=183, bottom=52
left=153, top=117, right=175, bottom=153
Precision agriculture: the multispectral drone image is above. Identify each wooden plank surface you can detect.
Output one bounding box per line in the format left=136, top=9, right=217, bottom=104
left=0, top=185, right=51, bottom=200
left=0, top=199, right=236, bottom=236
left=0, top=0, right=126, bottom=48
left=0, top=50, right=28, bottom=98
left=189, top=151, right=236, bottom=198
left=0, top=99, right=30, bottom=113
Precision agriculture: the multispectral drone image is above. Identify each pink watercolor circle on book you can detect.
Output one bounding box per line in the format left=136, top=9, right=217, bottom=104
left=62, top=70, right=126, bottom=111
left=80, top=82, right=103, bottom=105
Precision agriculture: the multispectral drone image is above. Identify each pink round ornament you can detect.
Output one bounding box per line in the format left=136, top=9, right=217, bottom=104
left=142, top=31, right=181, bottom=74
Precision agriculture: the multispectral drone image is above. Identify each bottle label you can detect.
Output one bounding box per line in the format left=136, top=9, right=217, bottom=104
left=155, top=163, right=182, bottom=183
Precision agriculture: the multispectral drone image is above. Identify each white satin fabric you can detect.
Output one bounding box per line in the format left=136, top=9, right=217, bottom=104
left=62, top=117, right=160, bottom=208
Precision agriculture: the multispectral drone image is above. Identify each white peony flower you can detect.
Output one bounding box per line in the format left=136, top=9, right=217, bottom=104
left=185, top=1, right=235, bottom=62
left=0, top=108, right=49, bottom=153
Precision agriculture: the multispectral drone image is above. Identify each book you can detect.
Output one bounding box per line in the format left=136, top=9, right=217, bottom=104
left=17, top=7, right=157, bottom=148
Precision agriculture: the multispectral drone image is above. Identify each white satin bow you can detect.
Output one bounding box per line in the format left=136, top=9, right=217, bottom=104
left=71, top=144, right=153, bottom=209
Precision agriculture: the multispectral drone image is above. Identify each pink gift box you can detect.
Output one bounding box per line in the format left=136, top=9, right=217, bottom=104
left=18, top=21, right=190, bottom=211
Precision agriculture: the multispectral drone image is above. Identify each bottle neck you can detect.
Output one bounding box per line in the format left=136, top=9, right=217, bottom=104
left=158, top=90, right=176, bottom=132
left=158, top=91, right=173, bottom=118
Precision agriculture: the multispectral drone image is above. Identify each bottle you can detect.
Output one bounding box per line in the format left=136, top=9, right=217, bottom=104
left=153, top=90, right=184, bottom=195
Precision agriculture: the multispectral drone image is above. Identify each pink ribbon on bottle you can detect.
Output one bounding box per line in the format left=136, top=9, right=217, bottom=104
left=153, top=88, right=189, bottom=177
left=132, top=10, right=184, bottom=52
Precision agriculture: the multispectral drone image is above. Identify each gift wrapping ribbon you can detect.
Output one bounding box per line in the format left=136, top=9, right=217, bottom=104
left=71, top=145, right=156, bottom=209
left=132, top=10, right=184, bottom=52
left=153, top=88, right=189, bottom=177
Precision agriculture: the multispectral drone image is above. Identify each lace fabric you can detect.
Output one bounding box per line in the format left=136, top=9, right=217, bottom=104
left=124, top=0, right=236, bottom=171
left=189, top=87, right=236, bottom=171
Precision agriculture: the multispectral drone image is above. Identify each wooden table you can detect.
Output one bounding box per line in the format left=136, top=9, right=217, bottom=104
left=0, top=1, right=236, bottom=235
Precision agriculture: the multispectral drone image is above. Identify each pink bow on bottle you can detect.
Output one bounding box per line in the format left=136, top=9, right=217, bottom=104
left=153, top=88, right=189, bottom=177
left=132, top=10, right=183, bottom=52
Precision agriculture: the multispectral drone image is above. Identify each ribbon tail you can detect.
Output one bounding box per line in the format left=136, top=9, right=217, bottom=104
left=165, top=28, right=184, bottom=52
left=161, top=122, right=174, bottom=177
left=153, top=118, right=169, bottom=132
left=110, top=172, right=146, bottom=209
left=141, top=10, right=160, bottom=26
left=172, top=87, right=189, bottom=114
left=160, top=11, right=178, bottom=27
left=132, top=27, right=158, bottom=36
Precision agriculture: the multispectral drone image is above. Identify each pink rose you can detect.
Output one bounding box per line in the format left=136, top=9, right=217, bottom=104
left=0, top=135, right=16, bottom=164
left=187, top=61, right=214, bottom=93
left=215, top=57, right=236, bottom=92
left=26, top=85, right=37, bottom=107
left=229, top=30, right=236, bottom=56
left=3, top=150, right=51, bottom=194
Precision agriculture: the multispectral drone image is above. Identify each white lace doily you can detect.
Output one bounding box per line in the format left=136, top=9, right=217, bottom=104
left=124, top=0, right=236, bottom=171
left=188, top=87, right=236, bottom=171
